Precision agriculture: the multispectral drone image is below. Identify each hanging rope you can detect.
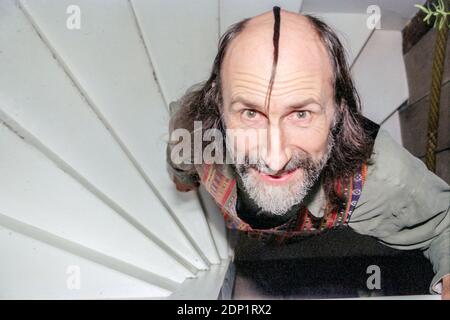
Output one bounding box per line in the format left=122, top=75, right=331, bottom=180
left=425, top=23, right=448, bottom=172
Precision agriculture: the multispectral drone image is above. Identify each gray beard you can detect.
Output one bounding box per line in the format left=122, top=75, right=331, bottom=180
left=232, top=134, right=334, bottom=216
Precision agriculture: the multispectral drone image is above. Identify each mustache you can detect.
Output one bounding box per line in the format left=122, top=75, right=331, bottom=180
left=232, top=132, right=335, bottom=177
left=235, top=150, right=316, bottom=176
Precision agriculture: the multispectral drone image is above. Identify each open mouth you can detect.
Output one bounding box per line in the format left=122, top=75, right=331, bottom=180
left=255, top=168, right=299, bottom=183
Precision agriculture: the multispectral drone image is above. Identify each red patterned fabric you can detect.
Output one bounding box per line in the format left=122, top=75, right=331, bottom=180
left=196, top=162, right=368, bottom=245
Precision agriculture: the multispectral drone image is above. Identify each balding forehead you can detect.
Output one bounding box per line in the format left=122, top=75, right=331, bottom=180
left=246, top=9, right=316, bottom=34
left=222, top=11, right=331, bottom=83
left=243, top=10, right=318, bottom=40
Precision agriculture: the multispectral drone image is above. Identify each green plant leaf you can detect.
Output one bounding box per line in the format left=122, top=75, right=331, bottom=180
left=438, top=0, right=446, bottom=11
left=432, top=2, right=439, bottom=11
left=415, top=1, right=450, bottom=29
left=415, top=4, right=429, bottom=13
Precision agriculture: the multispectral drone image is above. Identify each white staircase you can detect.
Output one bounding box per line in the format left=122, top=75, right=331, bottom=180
left=0, top=0, right=419, bottom=299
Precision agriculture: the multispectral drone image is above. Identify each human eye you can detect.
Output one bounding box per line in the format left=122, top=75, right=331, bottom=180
left=294, top=110, right=311, bottom=120
left=242, top=109, right=259, bottom=120
left=285, top=110, right=313, bottom=127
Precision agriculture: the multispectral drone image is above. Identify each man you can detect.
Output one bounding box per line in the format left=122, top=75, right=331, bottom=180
left=166, top=7, right=449, bottom=298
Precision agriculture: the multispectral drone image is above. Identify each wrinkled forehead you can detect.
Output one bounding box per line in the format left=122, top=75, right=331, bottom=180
left=221, top=11, right=333, bottom=93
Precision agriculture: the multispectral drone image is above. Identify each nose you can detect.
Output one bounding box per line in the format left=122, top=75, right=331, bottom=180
left=261, top=126, right=290, bottom=172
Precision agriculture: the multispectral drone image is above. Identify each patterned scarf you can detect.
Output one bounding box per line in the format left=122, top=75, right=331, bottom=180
left=196, top=162, right=368, bottom=245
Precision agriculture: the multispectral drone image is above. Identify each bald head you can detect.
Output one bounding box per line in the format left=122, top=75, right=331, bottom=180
left=221, top=9, right=334, bottom=105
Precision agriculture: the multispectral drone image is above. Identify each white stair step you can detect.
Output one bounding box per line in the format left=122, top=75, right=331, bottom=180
left=0, top=0, right=206, bottom=272
left=0, top=225, right=171, bottom=299
left=351, top=30, right=408, bottom=123
left=0, top=121, right=193, bottom=284
left=169, top=260, right=231, bottom=300
left=198, top=186, right=230, bottom=260
left=21, top=0, right=219, bottom=266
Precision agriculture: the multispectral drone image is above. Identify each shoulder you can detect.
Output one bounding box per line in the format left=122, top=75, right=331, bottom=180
left=368, top=129, right=430, bottom=185
left=364, top=128, right=449, bottom=195
left=348, top=129, right=449, bottom=249
left=355, top=129, right=415, bottom=215
left=351, top=128, right=449, bottom=226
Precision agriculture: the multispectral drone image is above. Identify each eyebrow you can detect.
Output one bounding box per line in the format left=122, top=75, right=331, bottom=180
left=230, top=96, right=322, bottom=112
